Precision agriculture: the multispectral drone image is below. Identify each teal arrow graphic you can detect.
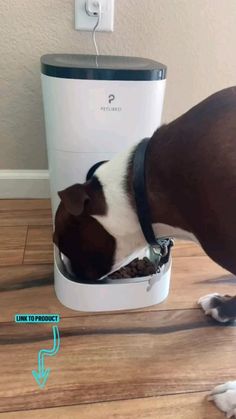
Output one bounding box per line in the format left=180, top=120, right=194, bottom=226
left=32, top=325, right=60, bottom=389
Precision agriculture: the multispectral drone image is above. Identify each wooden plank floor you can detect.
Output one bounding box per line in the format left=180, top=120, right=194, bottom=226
left=0, top=200, right=235, bottom=418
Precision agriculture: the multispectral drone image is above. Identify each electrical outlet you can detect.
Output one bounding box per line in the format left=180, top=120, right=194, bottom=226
left=75, top=0, right=114, bottom=32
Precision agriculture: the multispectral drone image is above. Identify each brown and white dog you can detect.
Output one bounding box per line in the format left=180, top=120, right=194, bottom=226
left=54, top=86, right=236, bottom=416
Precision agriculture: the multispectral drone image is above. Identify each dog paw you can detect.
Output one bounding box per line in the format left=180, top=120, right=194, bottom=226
left=209, top=382, right=236, bottom=417
left=198, top=293, right=236, bottom=323
left=198, top=293, right=227, bottom=322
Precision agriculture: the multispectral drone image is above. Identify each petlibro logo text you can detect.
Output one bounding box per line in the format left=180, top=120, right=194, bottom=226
left=100, top=94, right=122, bottom=112
left=108, top=94, right=115, bottom=103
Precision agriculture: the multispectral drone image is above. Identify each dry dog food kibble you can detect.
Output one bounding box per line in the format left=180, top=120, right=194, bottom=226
left=108, top=257, right=156, bottom=279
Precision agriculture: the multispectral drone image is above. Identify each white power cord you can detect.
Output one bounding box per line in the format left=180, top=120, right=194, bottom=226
left=85, top=0, right=102, bottom=56
left=92, top=2, right=101, bottom=55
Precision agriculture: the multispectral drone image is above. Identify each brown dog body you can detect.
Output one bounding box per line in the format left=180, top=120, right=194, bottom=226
left=54, top=86, right=236, bottom=281
left=54, top=86, right=236, bottom=415
left=133, top=86, right=236, bottom=275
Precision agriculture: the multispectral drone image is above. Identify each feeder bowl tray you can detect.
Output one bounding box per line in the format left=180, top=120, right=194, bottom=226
left=54, top=245, right=172, bottom=312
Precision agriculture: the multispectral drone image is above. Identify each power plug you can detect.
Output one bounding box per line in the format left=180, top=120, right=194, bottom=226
left=75, top=0, right=114, bottom=32
left=85, top=0, right=100, bottom=17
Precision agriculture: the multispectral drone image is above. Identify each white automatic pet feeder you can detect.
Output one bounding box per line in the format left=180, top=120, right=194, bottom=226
left=41, top=54, right=172, bottom=312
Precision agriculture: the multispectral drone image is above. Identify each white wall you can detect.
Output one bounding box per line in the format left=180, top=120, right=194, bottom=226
left=1, top=0, right=236, bottom=170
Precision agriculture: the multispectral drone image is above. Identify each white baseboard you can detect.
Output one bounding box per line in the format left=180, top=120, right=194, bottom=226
left=0, top=170, right=50, bottom=199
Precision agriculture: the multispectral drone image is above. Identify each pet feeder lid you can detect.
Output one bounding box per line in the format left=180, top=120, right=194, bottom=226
left=41, top=54, right=167, bottom=81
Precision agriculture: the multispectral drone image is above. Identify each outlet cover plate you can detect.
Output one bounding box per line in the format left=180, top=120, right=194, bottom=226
left=75, top=0, right=114, bottom=32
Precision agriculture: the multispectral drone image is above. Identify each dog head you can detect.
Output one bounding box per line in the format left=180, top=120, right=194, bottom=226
left=53, top=147, right=149, bottom=282
left=53, top=176, right=117, bottom=282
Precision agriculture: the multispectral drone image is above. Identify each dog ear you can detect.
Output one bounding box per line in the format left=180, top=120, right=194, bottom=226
left=58, top=184, right=89, bottom=216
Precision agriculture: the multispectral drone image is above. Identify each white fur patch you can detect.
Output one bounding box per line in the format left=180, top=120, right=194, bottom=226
left=95, top=146, right=139, bottom=236
left=198, top=293, right=232, bottom=323
left=95, top=146, right=198, bottom=269
left=95, top=146, right=146, bottom=266
left=199, top=293, right=221, bottom=315
left=209, top=382, right=236, bottom=417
